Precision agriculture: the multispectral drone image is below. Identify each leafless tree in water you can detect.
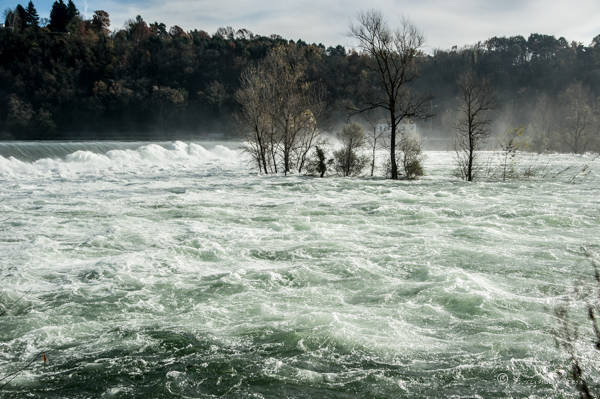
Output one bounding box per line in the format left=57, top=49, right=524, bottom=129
left=454, top=70, right=495, bottom=181
left=350, top=10, right=430, bottom=179
left=236, top=44, right=325, bottom=175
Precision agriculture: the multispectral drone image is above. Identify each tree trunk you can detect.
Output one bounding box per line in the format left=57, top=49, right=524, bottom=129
left=298, top=145, right=309, bottom=174
left=371, top=141, right=376, bottom=177
left=255, top=128, right=268, bottom=174
left=390, top=109, right=398, bottom=180
left=284, top=118, right=290, bottom=175
left=345, top=138, right=352, bottom=177
left=261, top=150, right=268, bottom=174
left=270, top=145, right=277, bottom=174
left=467, top=128, right=474, bottom=182
left=467, top=147, right=473, bottom=182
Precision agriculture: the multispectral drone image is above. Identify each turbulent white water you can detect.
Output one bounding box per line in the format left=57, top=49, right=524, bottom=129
left=0, top=141, right=599, bottom=398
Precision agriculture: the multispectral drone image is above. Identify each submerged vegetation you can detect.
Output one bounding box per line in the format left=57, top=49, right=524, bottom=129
left=554, top=249, right=600, bottom=398
left=235, top=44, right=324, bottom=175
left=333, top=123, right=368, bottom=177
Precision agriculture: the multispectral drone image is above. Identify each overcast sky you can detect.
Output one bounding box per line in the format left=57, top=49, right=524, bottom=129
left=4, top=0, right=600, bottom=50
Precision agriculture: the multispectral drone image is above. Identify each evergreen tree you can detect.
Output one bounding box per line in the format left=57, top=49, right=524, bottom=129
left=49, top=0, right=68, bottom=31
left=24, top=1, right=39, bottom=27
left=14, top=4, right=27, bottom=31
left=66, top=0, right=79, bottom=21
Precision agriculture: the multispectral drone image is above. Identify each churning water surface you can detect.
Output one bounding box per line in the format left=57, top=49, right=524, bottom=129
left=0, top=141, right=599, bottom=398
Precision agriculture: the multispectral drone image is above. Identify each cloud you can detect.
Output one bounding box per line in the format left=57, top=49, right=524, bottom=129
left=23, top=0, right=600, bottom=49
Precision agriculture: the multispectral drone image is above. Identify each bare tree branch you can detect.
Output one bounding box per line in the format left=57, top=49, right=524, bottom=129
left=350, top=10, right=430, bottom=179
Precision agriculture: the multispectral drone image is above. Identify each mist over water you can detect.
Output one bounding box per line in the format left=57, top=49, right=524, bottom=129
left=1, top=141, right=599, bottom=398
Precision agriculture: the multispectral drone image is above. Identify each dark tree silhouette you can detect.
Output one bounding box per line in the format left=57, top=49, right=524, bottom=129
left=91, top=10, right=109, bottom=33
left=24, top=1, right=39, bottom=27
left=65, top=0, right=78, bottom=21
left=0, top=1, right=599, bottom=147
left=350, top=10, right=431, bottom=179
left=455, top=70, right=495, bottom=181
left=49, top=0, right=68, bottom=32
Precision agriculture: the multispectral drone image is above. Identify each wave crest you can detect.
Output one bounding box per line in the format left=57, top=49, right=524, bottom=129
left=0, top=141, right=241, bottom=177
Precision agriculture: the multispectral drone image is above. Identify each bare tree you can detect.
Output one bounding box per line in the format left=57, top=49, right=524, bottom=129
left=560, top=82, right=595, bottom=154
left=554, top=248, right=600, bottom=399
left=554, top=305, right=593, bottom=399
left=455, top=70, right=495, bottom=182
left=294, top=108, right=325, bottom=174
left=497, top=127, right=526, bottom=181
left=362, top=111, right=386, bottom=176
left=235, top=64, right=271, bottom=174
left=266, top=45, right=325, bottom=175
left=235, top=44, right=324, bottom=174
left=529, top=94, right=556, bottom=153
left=350, top=10, right=431, bottom=179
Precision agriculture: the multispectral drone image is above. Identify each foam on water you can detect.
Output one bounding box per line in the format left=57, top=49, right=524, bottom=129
left=0, top=141, right=240, bottom=178
left=0, top=141, right=599, bottom=397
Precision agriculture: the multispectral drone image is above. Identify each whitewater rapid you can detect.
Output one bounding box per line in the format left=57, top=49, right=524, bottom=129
left=0, top=141, right=599, bottom=398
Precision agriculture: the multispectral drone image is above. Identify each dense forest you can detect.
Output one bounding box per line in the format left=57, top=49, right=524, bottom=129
left=1, top=1, right=599, bottom=152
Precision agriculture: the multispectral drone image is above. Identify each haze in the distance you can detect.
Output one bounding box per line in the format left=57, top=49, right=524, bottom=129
left=5, top=0, right=600, bottom=50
